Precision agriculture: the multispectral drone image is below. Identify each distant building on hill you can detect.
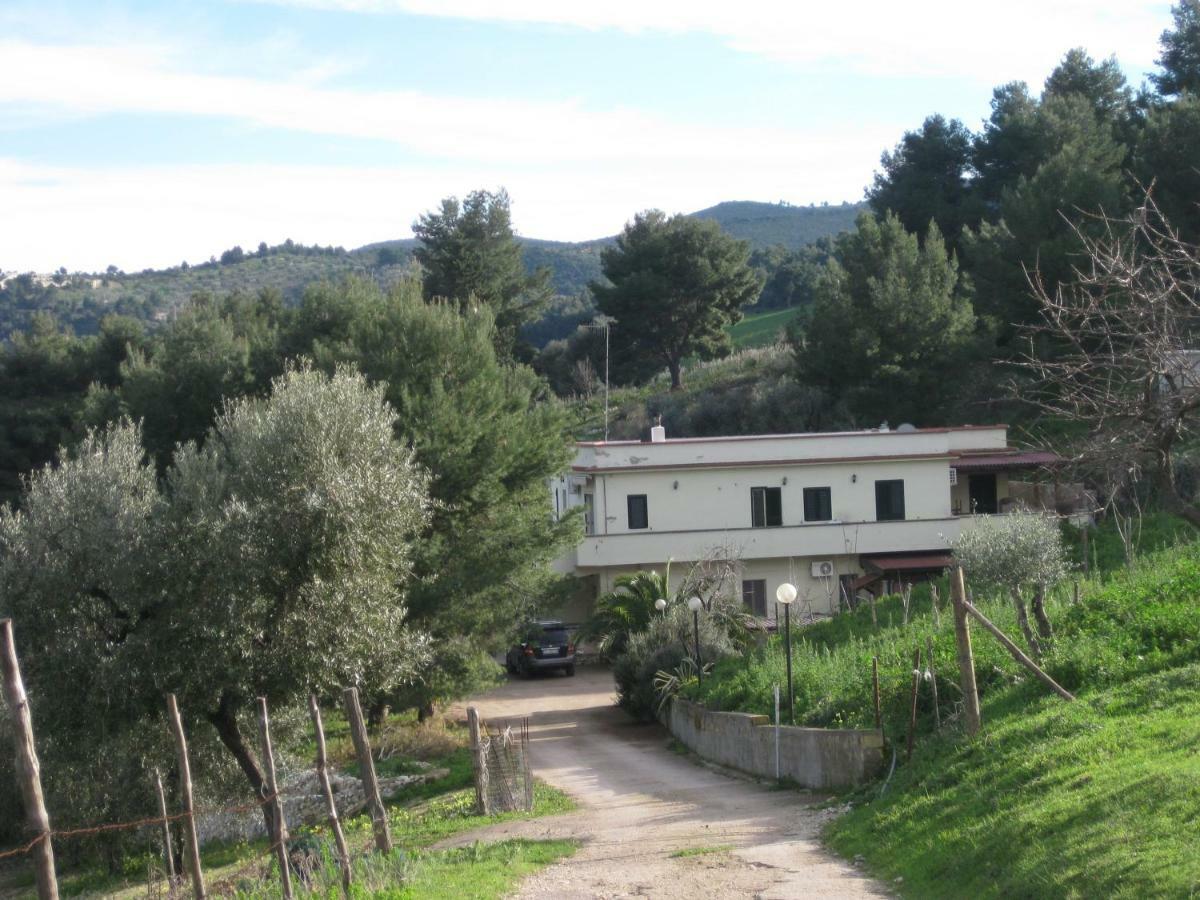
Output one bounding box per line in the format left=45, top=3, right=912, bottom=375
left=549, top=423, right=1063, bottom=624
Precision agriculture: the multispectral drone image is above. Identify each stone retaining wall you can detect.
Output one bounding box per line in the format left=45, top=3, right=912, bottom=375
left=666, top=698, right=884, bottom=789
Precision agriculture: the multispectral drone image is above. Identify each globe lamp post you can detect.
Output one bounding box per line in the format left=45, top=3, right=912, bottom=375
left=776, top=582, right=798, bottom=725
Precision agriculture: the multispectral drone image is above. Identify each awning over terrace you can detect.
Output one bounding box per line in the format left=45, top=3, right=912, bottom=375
left=852, top=551, right=954, bottom=592
left=952, top=450, right=1058, bottom=471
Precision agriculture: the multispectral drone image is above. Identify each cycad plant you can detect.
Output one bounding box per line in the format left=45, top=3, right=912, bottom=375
left=577, top=568, right=670, bottom=659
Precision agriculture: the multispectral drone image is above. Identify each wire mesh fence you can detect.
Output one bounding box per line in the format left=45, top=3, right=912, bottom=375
left=469, top=711, right=532, bottom=815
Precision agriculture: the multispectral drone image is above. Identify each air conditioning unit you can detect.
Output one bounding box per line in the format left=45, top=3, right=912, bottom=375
left=811, top=560, right=835, bottom=578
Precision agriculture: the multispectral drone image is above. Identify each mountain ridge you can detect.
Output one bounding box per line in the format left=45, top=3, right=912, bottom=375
left=1, top=200, right=865, bottom=342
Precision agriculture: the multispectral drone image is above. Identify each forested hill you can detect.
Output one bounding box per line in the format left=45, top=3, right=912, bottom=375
left=0, top=200, right=862, bottom=342
left=690, top=200, right=863, bottom=250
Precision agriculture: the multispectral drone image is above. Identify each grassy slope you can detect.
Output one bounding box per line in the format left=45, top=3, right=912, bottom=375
left=728, top=307, right=803, bottom=349
left=827, top=664, right=1200, bottom=898
left=684, top=517, right=1200, bottom=897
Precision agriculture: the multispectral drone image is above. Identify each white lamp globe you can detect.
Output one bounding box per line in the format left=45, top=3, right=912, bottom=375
left=687, top=596, right=703, bottom=612
left=776, top=582, right=798, bottom=605
left=654, top=598, right=667, bottom=612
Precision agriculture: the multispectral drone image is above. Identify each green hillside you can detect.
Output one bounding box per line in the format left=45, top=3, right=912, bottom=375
left=728, top=306, right=804, bottom=349
left=1, top=200, right=861, bottom=343
left=691, top=200, right=863, bottom=251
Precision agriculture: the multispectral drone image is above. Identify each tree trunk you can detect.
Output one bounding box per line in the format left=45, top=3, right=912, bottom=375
left=1031, top=583, right=1054, bottom=643
left=1155, top=455, right=1200, bottom=527
left=367, top=701, right=390, bottom=729
left=667, top=358, right=683, bottom=392
left=417, top=701, right=435, bottom=723
left=207, top=694, right=275, bottom=838
left=1010, top=587, right=1042, bottom=659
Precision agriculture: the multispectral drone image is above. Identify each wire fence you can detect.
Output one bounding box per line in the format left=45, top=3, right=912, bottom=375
left=478, top=718, right=533, bottom=815
left=0, top=632, right=400, bottom=900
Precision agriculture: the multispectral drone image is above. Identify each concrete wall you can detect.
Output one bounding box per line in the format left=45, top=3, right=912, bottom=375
left=666, top=697, right=884, bottom=790
left=575, top=515, right=965, bottom=570
left=590, top=457, right=954, bottom=538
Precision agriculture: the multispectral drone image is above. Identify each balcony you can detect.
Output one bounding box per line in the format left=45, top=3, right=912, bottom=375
left=574, top=516, right=970, bottom=569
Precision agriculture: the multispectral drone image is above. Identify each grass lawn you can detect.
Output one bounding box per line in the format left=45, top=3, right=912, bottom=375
left=826, top=663, right=1200, bottom=898
left=728, top=307, right=803, bottom=349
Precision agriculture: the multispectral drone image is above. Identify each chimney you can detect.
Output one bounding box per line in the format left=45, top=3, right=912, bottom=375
left=650, top=414, right=666, bottom=443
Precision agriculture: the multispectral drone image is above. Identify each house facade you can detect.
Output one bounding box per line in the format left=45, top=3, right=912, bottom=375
left=549, top=424, right=1055, bottom=624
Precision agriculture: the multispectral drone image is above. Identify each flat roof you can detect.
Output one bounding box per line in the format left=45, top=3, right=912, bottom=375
left=575, top=424, right=1009, bottom=448
left=572, top=451, right=955, bottom=474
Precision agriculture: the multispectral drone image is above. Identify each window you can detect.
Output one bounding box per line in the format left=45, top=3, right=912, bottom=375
left=750, top=486, right=783, bottom=527
left=627, top=494, right=649, bottom=530
left=742, top=579, right=767, bottom=617
left=875, top=479, right=906, bottom=521
left=803, top=486, right=832, bottom=522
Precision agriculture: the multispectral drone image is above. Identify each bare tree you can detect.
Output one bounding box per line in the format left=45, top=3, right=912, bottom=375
left=1019, top=190, right=1200, bottom=528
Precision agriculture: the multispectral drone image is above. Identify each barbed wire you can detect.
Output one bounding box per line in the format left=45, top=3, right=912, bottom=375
left=0, top=789, right=282, bottom=859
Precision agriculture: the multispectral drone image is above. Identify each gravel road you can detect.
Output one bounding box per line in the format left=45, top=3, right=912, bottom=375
left=445, top=666, right=887, bottom=899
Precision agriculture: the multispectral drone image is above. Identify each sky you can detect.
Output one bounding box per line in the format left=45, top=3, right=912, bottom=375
left=0, top=0, right=1177, bottom=273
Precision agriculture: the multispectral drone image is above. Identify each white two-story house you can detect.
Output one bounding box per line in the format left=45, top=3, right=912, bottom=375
left=549, top=423, right=1056, bottom=623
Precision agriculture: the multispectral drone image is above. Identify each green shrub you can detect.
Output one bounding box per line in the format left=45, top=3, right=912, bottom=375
left=612, top=599, right=739, bottom=721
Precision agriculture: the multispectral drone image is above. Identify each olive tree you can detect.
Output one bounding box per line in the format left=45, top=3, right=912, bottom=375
left=0, top=364, right=431, bottom=837
left=953, top=511, right=1070, bottom=658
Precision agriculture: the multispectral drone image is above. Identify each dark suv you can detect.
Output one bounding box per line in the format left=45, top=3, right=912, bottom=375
left=505, top=620, right=576, bottom=677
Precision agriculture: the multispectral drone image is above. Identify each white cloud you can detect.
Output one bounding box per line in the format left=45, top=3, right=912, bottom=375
left=0, top=40, right=862, bottom=166
left=0, top=37, right=898, bottom=270
left=0, top=152, right=879, bottom=272
left=246, top=0, right=1167, bottom=85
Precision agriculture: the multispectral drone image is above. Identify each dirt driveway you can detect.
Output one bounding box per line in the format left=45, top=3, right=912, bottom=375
left=447, top=666, right=887, bottom=899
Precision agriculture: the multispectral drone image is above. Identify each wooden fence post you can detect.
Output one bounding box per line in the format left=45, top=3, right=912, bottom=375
left=256, top=698, right=293, bottom=899
left=153, top=769, right=176, bottom=884
left=870, top=657, right=882, bottom=732
left=309, top=696, right=352, bottom=893
left=0, top=619, right=58, bottom=900
left=960, top=598, right=1076, bottom=701
left=467, top=707, right=489, bottom=815
left=166, top=694, right=205, bottom=900
left=905, top=648, right=921, bottom=761
left=925, top=636, right=941, bottom=729
left=930, top=584, right=942, bottom=629
left=950, top=568, right=982, bottom=736
left=342, top=687, right=392, bottom=853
